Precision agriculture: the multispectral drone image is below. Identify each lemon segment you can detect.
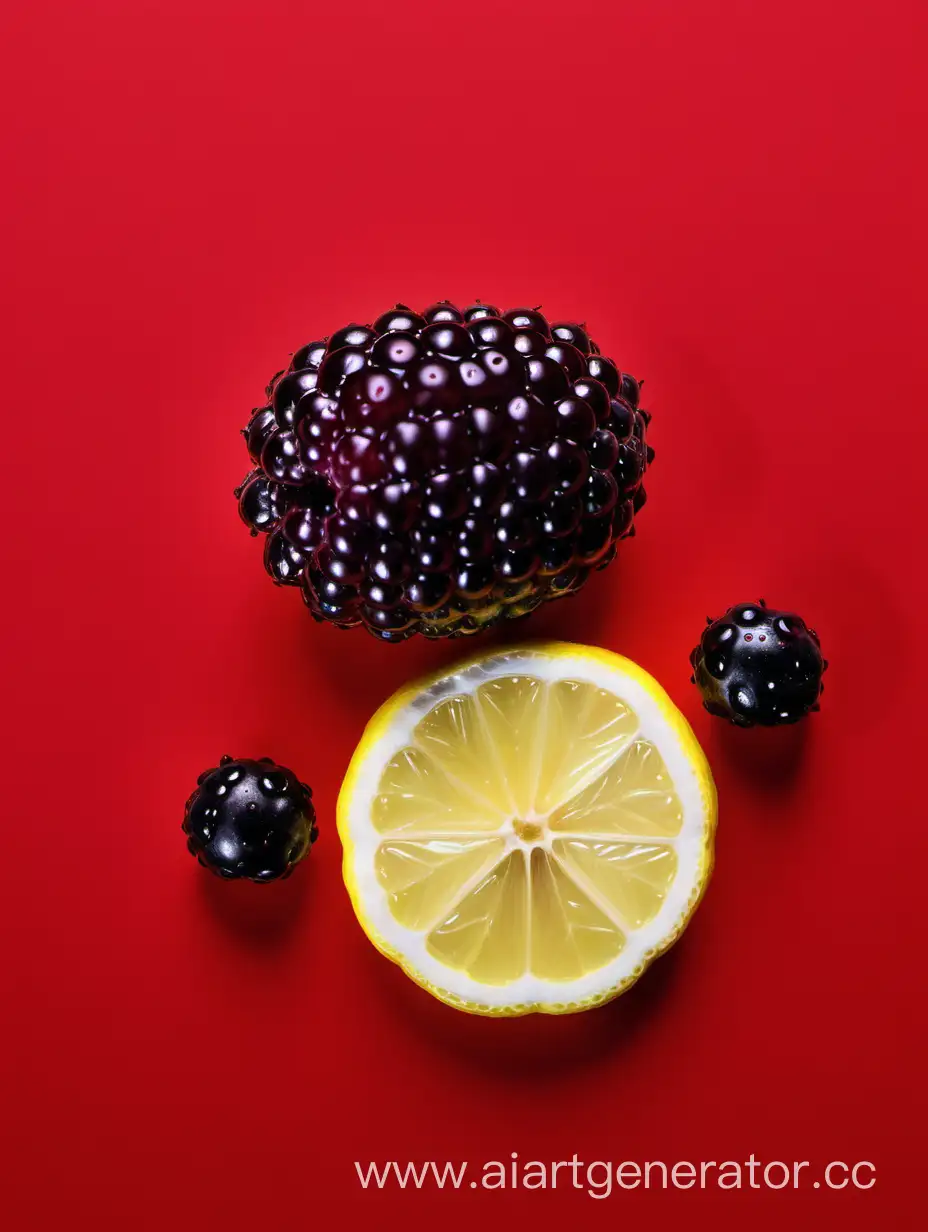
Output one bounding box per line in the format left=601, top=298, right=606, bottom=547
left=471, top=676, right=546, bottom=817
left=426, top=850, right=529, bottom=985
left=338, top=643, right=717, bottom=1016
left=554, top=839, right=678, bottom=929
left=375, top=837, right=507, bottom=931
left=371, top=745, right=505, bottom=834
left=412, top=694, right=514, bottom=818
left=549, top=739, right=684, bottom=838
left=528, top=848, right=626, bottom=980
left=535, top=680, right=639, bottom=816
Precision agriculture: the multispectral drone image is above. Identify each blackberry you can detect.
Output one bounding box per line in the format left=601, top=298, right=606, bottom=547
left=182, top=756, right=318, bottom=881
left=690, top=601, right=827, bottom=727
left=236, top=302, right=652, bottom=641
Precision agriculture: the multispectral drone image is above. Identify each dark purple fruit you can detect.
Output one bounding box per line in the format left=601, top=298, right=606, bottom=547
left=511, top=328, right=549, bottom=358
left=463, top=302, right=501, bottom=321
left=468, top=316, right=515, bottom=350
left=291, top=340, right=328, bottom=371
left=264, top=532, right=306, bottom=585
left=422, top=322, right=475, bottom=359
left=374, top=305, right=427, bottom=334
left=502, top=307, right=551, bottom=337
left=236, top=301, right=652, bottom=639
left=182, top=755, right=318, bottom=882
left=329, top=323, right=377, bottom=351
left=424, top=301, right=465, bottom=323
left=690, top=600, right=827, bottom=726
left=273, top=369, right=319, bottom=428
left=551, top=322, right=591, bottom=352
left=371, top=331, right=422, bottom=372
left=236, top=471, right=287, bottom=534
left=585, top=354, right=620, bottom=396
left=244, top=407, right=278, bottom=462
left=544, top=342, right=586, bottom=380
left=571, top=377, right=611, bottom=424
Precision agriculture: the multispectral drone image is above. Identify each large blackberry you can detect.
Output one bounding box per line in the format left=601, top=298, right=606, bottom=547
left=235, top=301, right=653, bottom=641
left=690, top=601, right=827, bottom=726
left=182, top=756, right=318, bottom=881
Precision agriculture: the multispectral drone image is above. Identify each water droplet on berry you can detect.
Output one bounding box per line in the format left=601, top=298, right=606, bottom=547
left=505, top=394, right=556, bottom=445
left=583, top=469, right=618, bottom=517
left=282, top=507, right=326, bottom=551
left=264, top=533, right=306, bottom=585
left=329, top=323, right=376, bottom=351
left=546, top=439, right=589, bottom=495
left=468, top=316, right=515, bottom=351
left=374, top=307, right=426, bottom=334
left=554, top=397, right=596, bottom=443
left=551, top=322, right=591, bottom=352
left=272, top=369, right=319, bottom=428
left=422, top=322, right=475, bottom=359
left=588, top=427, right=619, bottom=470
left=503, top=308, right=551, bottom=337
left=371, top=331, right=422, bottom=371
left=511, top=328, right=549, bottom=358
left=585, top=355, right=620, bottom=396
left=245, top=407, right=278, bottom=462
left=407, top=572, right=452, bottom=612
left=468, top=462, right=506, bottom=512
left=510, top=450, right=556, bottom=502
left=317, top=346, right=368, bottom=394
left=545, top=342, right=586, bottom=380
left=424, top=301, right=465, bottom=324
left=526, top=355, right=570, bottom=402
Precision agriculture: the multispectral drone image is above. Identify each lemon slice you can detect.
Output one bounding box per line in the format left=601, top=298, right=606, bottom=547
left=337, top=643, right=717, bottom=1015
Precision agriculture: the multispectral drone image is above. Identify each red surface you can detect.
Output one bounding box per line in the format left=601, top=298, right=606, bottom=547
left=2, top=1, right=927, bottom=1227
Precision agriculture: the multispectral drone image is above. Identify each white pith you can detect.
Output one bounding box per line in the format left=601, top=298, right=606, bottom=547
left=340, top=648, right=714, bottom=1011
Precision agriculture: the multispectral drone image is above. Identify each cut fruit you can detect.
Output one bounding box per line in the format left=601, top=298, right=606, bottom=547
left=337, top=643, right=717, bottom=1015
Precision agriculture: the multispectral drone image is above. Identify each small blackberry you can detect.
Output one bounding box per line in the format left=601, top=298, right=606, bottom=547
left=235, top=301, right=653, bottom=641
left=182, top=756, right=318, bottom=881
left=690, top=601, right=827, bottom=726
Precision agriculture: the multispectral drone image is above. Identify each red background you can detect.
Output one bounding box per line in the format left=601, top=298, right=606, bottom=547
left=2, top=1, right=927, bottom=1227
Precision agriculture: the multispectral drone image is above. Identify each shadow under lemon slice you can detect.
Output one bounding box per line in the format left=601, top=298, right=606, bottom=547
left=337, top=642, right=717, bottom=1016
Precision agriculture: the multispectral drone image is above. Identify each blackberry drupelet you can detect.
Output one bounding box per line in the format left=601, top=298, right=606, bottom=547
left=182, top=756, right=318, bottom=881
left=690, top=601, right=827, bottom=726
left=235, top=301, right=653, bottom=641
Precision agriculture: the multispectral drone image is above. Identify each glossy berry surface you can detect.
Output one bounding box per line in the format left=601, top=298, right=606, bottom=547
left=690, top=601, right=827, bottom=727
left=182, top=756, right=318, bottom=881
left=236, top=301, right=652, bottom=641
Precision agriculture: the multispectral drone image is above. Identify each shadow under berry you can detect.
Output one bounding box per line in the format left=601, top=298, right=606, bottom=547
left=710, top=717, right=812, bottom=796
left=196, top=856, right=311, bottom=947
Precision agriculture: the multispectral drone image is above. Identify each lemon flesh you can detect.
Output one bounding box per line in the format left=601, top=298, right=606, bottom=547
left=338, top=644, right=716, bottom=1015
